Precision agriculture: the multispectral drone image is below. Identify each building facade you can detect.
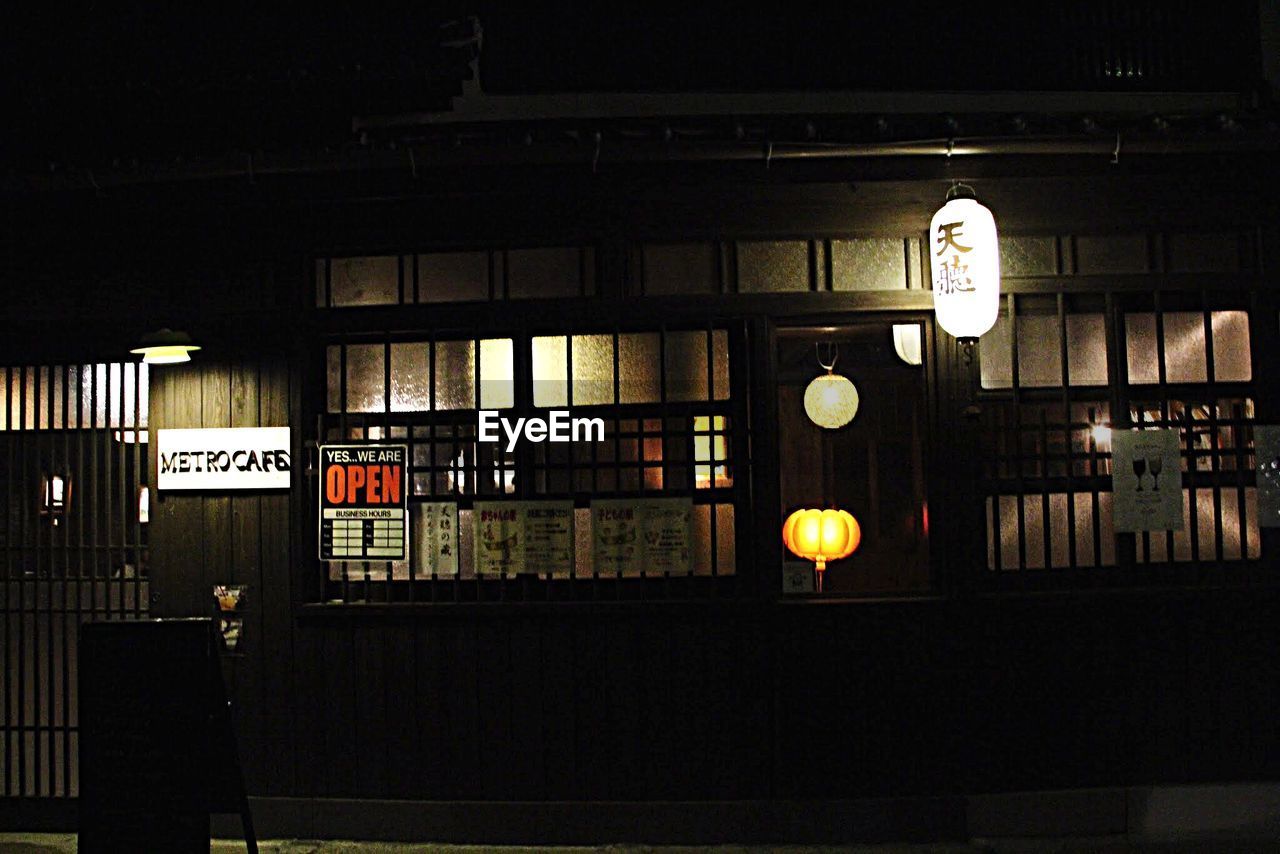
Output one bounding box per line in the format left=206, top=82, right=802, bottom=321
left=2, top=4, right=1279, bottom=843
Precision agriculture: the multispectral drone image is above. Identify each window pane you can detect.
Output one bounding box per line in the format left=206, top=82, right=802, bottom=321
left=1076, top=235, right=1148, bottom=274
left=507, top=247, right=587, bottom=299
left=737, top=241, right=809, bottom=292
left=479, top=338, right=514, bottom=409
left=1168, top=232, right=1240, bottom=273
left=1125, top=312, right=1212, bottom=384
left=433, top=340, right=475, bottom=410
left=643, top=243, right=718, bottom=295
left=1017, top=315, right=1063, bottom=387
left=1163, top=312, right=1208, bottom=383
left=1211, top=310, right=1251, bottom=382
left=390, top=343, right=430, bottom=412
left=418, top=251, right=489, bottom=303
left=1066, top=314, right=1108, bottom=385
left=664, top=330, right=729, bottom=401
left=832, top=238, right=906, bottom=291
left=999, top=236, right=1057, bottom=276
left=1125, top=313, right=1159, bottom=384
left=571, top=334, right=614, bottom=406
left=980, top=315, right=1012, bottom=389
left=345, top=343, right=386, bottom=413
left=326, top=346, right=341, bottom=412
left=665, top=331, right=705, bottom=401
left=330, top=256, right=399, bottom=306
left=531, top=336, right=568, bottom=408
left=618, top=333, right=660, bottom=403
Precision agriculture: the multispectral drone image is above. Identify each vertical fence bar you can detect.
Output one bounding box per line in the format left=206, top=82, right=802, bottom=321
left=1058, top=294, right=1078, bottom=571
left=706, top=322, right=719, bottom=590
left=18, top=366, right=28, bottom=795
left=102, top=366, right=115, bottom=619
left=339, top=339, right=351, bottom=604
left=2, top=367, right=10, bottom=797
left=43, top=367, right=54, bottom=795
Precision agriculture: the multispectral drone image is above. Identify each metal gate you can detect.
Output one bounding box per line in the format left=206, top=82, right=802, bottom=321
left=1, top=362, right=150, bottom=798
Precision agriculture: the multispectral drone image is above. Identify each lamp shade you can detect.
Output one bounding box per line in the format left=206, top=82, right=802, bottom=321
left=803, top=372, right=859, bottom=429
left=929, top=194, right=1000, bottom=341
left=782, top=508, right=861, bottom=591
left=892, top=324, right=923, bottom=366
left=130, top=328, right=200, bottom=365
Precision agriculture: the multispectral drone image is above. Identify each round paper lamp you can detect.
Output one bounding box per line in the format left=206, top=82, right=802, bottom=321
left=782, top=508, right=861, bottom=592
left=804, top=372, right=859, bottom=429
left=929, top=188, right=1000, bottom=343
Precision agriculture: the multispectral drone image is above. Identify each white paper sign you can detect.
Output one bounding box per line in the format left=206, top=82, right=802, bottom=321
left=591, top=498, right=692, bottom=576
left=1112, top=429, right=1183, bottom=532
left=473, top=501, right=574, bottom=577
left=415, top=502, right=459, bottom=576
left=158, top=427, right=291, bottom=490
left=1256, top=426, right=1280, bottom=528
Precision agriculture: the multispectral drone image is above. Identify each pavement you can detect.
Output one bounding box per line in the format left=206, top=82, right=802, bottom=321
left=4, top=837, right=1280, bottom=853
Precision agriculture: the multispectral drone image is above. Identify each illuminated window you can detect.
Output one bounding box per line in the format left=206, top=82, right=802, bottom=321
left=320, top=326, right=740, bottom=595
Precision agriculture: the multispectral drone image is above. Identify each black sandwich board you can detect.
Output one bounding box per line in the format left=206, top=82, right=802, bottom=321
left=78, top=618, right=256, bottom=853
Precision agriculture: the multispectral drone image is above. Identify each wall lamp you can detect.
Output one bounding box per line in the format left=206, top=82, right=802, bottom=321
left=131, top=328, right=200, bottom=365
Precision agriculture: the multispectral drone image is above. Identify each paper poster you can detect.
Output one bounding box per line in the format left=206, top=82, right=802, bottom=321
left=523, top=503, right=575, bottom=577
left=319, top=444, right=408, bottom=560
left=591, top=498, right=692, bottom=576
left=474, top=502, right=524, bottom=577
left=473, top=501, right=574, bottom=577
left=1256, top=426, right=1280, bottom=528
left=414, top=502, right=459, bottom=576
left=1112, top=429, right=1183, bottom=532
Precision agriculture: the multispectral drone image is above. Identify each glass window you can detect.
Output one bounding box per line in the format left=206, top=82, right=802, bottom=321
left=321, top=326, right=739, bottom=598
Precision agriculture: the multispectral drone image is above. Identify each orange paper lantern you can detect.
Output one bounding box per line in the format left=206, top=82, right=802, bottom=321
left=782, top=508, right=861, bottom=592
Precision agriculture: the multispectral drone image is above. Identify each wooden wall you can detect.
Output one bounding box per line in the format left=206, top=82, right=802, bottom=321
left=146, top=342, right=1280, bottom=801
left=8, top=161, right=1280, bottom=809
left=147, top=353, right=294, bottom=795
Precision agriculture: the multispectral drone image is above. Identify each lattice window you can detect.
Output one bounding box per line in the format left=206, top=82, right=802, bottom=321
left=319, top=325, right=742, bottom=601
left=979, top=289, right=1261, bottom=575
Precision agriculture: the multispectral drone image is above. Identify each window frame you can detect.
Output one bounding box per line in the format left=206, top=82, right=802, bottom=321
left=308, top=307, right=754, bottom=605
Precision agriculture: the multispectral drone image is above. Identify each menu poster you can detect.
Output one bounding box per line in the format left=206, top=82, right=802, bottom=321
left=474, top=502, right=525, bottom=577
left=592, top=498, right=693, bottom=576
left=415, top=502, right=459, bottom=576
left=524, top=503, right=575, bottom=577
left=1112, top=429, right=1184, bottom=532
left=1256, top=426, right=1280, bottom=528
left=473, top=501, right=575, bottom=577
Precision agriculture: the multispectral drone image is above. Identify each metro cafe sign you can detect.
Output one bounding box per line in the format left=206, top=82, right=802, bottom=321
left=157, top=427, right=291, bottom=490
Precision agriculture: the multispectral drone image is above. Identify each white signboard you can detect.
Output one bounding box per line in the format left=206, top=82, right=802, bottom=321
left=1112, top=429, right=1183, bottom=532
left=157, top=427, right=291, bottom=491
left=591, top=497, right=692, bottom=576
left=1256, top=426, right=1280, bottom=528
left=414, top=502, right=459, bottom=576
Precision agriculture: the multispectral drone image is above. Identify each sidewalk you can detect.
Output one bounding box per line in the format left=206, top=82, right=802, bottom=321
left=4, top=837, right=1280, bottom=853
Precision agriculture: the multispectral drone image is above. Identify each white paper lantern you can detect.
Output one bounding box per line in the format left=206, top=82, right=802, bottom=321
left=929, top=191, right=1000, bottom=342
left=804, top=372, right=859, bottom=429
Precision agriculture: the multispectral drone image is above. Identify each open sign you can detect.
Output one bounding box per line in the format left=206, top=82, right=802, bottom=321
left=319, top=444, right=409, bottom=561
